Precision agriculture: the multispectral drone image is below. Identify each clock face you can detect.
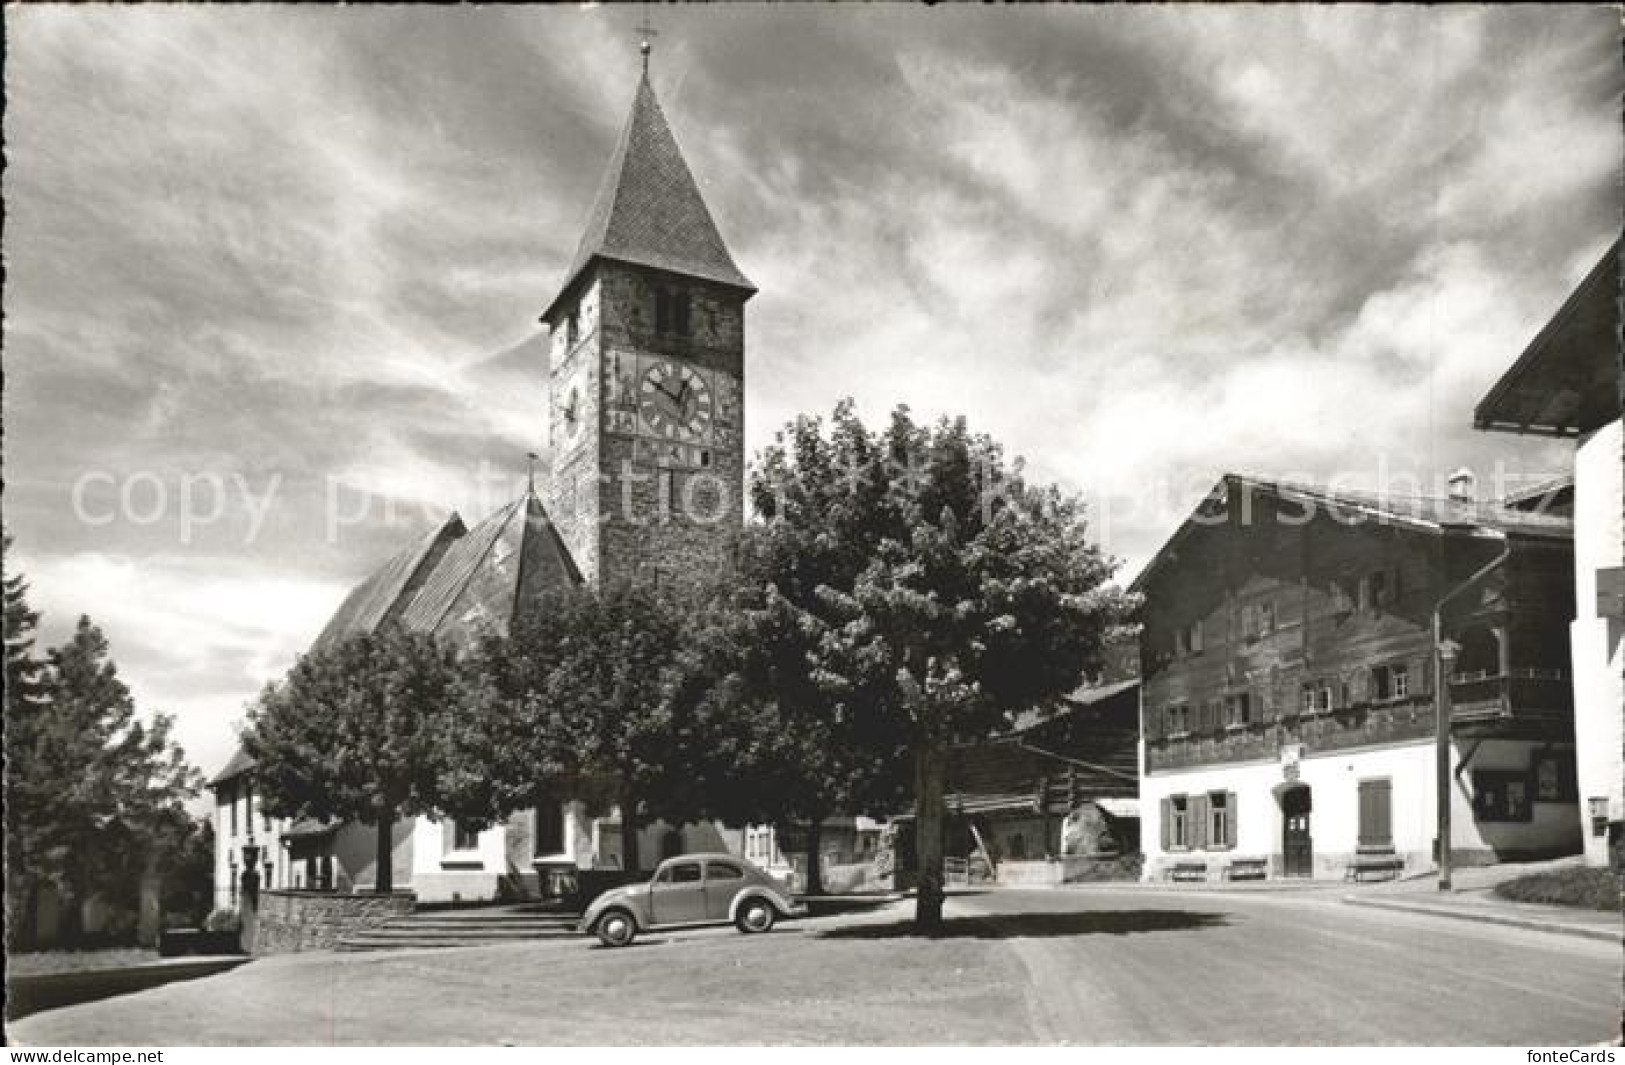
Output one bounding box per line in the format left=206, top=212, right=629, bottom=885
left=638, top=360, right=713, bottom=441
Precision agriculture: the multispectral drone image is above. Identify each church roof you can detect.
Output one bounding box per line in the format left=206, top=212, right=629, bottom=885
left=543, top=72, right=754, bottom=323
left=395, top=493, right=583, bottom=644
left=209, top=747, right=256, bottom=787
left=312, top=513, right=467, bottom=652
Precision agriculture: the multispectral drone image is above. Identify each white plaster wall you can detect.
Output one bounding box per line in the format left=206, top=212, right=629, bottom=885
left=1141, top=738, right=1579, bottom=881
left=1573, top=419, right=1624, bottom=864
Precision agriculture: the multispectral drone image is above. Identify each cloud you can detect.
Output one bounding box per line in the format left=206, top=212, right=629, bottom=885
left=3, top=6, right=1615, bottom=774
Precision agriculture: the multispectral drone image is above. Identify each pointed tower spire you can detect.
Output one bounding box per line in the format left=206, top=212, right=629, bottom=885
left=541, top=55, right=755, bottom=323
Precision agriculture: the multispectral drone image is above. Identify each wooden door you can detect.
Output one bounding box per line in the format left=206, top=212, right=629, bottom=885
left=1282, top=787, right=1313, bottom=877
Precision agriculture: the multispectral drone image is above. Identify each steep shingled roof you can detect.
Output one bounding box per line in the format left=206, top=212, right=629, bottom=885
left=1130, top=473, right=1575, bottom=594
left=396, top=493, right=582, bottom=644
left=311, top=513, right=467, bottom=652
left=543, top=73, right=754, bottom=322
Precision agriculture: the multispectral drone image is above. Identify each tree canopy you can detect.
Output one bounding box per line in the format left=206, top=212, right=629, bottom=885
left=4, top=536, right=201, bottom=947
left=243, top=626, right=462, bottom=893
left=744, top=401, right=1133, bottom=928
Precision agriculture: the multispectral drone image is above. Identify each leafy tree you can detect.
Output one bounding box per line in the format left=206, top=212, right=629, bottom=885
left=747, top=401, right=1132, bottom=930
left=243, top=627, right=461, bottom=894
left=458, top=581, right=697, bottom=873
left=160, top=816, right=217, bottom=928
left=4, top=598, right=200, bottom=947
left=668, top=585, right=910, bottom=893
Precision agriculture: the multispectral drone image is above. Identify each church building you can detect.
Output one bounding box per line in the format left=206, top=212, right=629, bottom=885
left=211, top=52, right=767, bottom=905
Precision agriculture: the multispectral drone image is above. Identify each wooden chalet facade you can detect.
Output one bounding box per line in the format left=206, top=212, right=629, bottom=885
left=1135, top=474, right=1580, bottom=882
left=1475, top=237, right=1624, bottom=868
left=892, top=679, right=1141, bottom=887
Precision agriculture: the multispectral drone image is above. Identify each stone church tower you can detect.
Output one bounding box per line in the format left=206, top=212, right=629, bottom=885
left=539, top=64, right=755, bottom=588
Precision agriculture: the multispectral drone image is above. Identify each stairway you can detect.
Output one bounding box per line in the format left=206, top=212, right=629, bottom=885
left=336, top=903, right=581, bottom=952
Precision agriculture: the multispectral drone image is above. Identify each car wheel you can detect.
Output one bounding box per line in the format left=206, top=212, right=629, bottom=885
left=736, top=898, right=776, bottom=934
left=595, top=910, right=637, bottom=948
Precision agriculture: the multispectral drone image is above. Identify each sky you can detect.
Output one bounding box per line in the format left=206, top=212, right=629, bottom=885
left=4, top=4, right=1619, bottom=781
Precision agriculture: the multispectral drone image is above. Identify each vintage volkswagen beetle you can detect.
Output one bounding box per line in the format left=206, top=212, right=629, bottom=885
left=579, top=853, right=804, bottom=947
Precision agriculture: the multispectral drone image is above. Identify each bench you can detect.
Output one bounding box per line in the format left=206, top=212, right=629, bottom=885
left=1223, top=857, right=1269, bottom=881
left=1344, top=854, right=1405, bottom=882
left=1169, top=861, right=1208, bottom=883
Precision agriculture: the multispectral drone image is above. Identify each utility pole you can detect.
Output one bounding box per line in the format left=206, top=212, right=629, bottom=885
left=1434, top=637, right=1460, bottom=891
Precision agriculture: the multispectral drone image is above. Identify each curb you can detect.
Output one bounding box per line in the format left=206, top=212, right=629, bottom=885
left=1342, top=894, right=1623, bottom=944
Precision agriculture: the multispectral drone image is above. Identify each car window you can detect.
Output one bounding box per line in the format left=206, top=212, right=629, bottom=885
left=653, top=865, right=673, bottom=884
left=668, top=861, right=702, bottom=884
left=706, top=861, right=744, bottom=881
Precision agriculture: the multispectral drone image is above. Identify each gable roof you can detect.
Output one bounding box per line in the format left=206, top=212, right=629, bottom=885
left=1130, top=472, right=1574, bottom=594
left=395, top=492, right=582, bottom=644
left=209, top=747, right=256, bottom=788
left=312, top=513, right=467, bottom=652
left=1475, top=238, right=1620, bottom=437
left=542, top=73, right=754, bottom=323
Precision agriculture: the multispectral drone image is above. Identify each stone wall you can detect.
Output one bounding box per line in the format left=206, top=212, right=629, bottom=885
left=252, top=890, right=414, bottom=955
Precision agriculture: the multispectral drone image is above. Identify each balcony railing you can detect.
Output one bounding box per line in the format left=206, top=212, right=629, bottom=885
left=1448, top=669, right=1572, bottom=722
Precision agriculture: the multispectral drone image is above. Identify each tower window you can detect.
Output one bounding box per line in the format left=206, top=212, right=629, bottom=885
left=565, top=308, right=579, bottom=346
left=655, top=288, right=693, bottom=337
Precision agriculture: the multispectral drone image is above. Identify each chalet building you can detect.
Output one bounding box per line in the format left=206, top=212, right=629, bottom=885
left=891, top=679, right=1141, bottom=887
left=211, top=56, right=761, bottom=905
left=1135, top=474, right=1579, bottom=882
left=1475, top=238, right=1623, bottom=867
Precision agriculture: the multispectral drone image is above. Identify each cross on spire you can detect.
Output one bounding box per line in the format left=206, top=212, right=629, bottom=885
left=635, top=13, right=658, bottom=73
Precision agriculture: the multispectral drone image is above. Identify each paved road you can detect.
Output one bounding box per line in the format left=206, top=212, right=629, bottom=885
left=10, top=887, right=1620, bottom=1045
left=951, top=887, right=1621, bottom=1045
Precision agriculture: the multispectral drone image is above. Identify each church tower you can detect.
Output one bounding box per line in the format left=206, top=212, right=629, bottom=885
left=540, top=50, right=754, bottom=589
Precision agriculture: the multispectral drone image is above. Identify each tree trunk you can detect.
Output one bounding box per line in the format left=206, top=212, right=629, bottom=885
left=803, top=819, right=825, bottom=896
left=620, top=787, right=640, bottom=874
left=374, top=808, right=394, bottom=895
left=913, top=738, right=946, bottom=934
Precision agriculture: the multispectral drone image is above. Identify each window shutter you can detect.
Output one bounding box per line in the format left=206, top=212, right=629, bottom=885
left=1190, top=794, right=1209, bottom=850
left=1160, top=797, right=1173, bottom=851
left=1374, top=780, right=1392, bottom=847
left=1225, top=791, right=1238, bottom=848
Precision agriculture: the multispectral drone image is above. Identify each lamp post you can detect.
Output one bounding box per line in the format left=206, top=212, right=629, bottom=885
left=1435, top=637, right=1461, bottom=892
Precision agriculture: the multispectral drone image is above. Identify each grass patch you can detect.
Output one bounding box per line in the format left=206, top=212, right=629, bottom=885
left=1492, top=867, right=1622, bottom=912
left=8, top=948, right=160, bottom=977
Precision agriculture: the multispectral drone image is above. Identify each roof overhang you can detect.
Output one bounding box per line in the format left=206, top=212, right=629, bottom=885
left=1475, top=239, right=1621, bottom=438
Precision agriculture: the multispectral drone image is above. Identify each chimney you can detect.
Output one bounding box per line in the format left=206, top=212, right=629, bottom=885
left=1447, top=467, right=1476, bottom=503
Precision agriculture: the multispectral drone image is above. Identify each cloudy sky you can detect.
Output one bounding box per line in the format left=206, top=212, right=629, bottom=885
left=4, top=4, right=1618, bottom=779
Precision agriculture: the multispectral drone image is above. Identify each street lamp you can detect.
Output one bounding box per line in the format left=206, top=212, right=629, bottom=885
left=1435, top=637, right=1461, bottom=892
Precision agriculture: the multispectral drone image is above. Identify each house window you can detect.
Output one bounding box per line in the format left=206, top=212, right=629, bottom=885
left=228, top=786, right=238, bottom=836
left=244, top=785, right=253, bottom=833
left=1169, top=795, right=1189, bottom=850
left=1357, top=778, right=1393, bottom=850
left=1472, top=771, right=1532, bottom=823
left=1176, top=622, right=1203, bottom=656
left=1225, top=692, right=1252, bottom=728
left=1302, top=682, right=1332, bottom=715
left=1208, top=791, right=1234, bottom=849
left=1166, top=704, right=1190, bottom=736
left=1373, top=664, right=1409, bottom=702
left=453, top=820, right=480, bottom=852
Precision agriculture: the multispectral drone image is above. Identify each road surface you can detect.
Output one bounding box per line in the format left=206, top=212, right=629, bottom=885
left=9, top=886, right=1619, bottom=1044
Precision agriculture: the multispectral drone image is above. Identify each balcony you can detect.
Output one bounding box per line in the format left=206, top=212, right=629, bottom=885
left=1448, top=668, right=1572, bottom=724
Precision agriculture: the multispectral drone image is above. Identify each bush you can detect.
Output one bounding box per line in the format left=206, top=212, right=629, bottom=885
left=203, top=909, right=242, bottom=933
left=1492, top=867, right=1622, bottom=912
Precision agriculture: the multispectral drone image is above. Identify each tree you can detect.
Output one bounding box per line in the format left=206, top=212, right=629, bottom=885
left=243, top=627, right=461, bottom=894
left=458, top=581, right=698, bottom=874
left=747, top=401, right=1132, bottom=930
left=669, top=583, right=910, bottom=893
left=4, top=595, right=201, bottom=946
